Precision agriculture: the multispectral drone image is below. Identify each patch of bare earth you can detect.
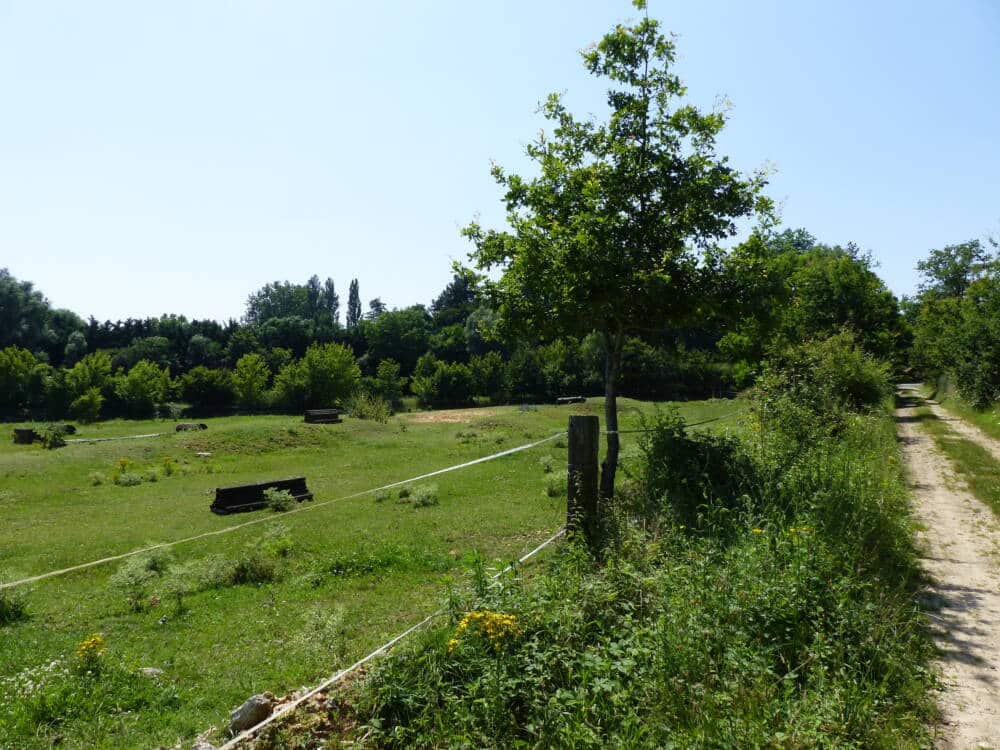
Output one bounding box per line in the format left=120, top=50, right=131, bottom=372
left=404, top=408, right=499, bottom=424
left=897, top=390, right=1000, bottom=748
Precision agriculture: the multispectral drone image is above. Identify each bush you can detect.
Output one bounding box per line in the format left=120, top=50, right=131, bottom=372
left=544, top=474, right=565, bottom=498
left=108, top=551, right=172, bottom=611
left=264, top=487, right=295, bottom=512
left=38, top=425, right=67, bottom=449
left=753, top=331, right=891, bottom=446
left=229, top=552, right=276, bottom=585
left=0, top=588, right=28, bottom=626
left=69, top=387, right=103, bottom=423
left=412, top=484, right=439, bottom=508
left=412, top=359, right=475, bottom=408
left=273, top=343, right=361, bottom=412
left=348, top=391, right=392, bottom=423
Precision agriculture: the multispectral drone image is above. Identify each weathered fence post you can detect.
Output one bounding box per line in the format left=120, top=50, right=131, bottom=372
left=567, top=415, right=600, bottom=547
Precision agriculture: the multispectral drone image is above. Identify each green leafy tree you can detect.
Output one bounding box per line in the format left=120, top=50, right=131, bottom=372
left=233, top=353, right=270, bottom=411
left=114, top=360, right=171, bottom=418
left=346, top=279, right=362, bottom=330
left=367, top=306, right=432, bottom=374
left=464, top=2, right=768, bottom=497
left=273, top=343, right=360, bottom=410
left=66, top=351, right=113, bottom=398
left=373, top=358, right=405, bottom=408
left=0, top=346, right=38, bottom=416
left=181, top=367, right=235, bottom=413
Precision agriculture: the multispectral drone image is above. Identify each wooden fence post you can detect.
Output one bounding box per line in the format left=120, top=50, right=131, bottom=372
left=567, top=415, right=600, bottom=546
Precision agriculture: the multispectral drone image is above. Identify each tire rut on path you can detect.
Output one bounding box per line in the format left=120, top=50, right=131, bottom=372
left=896, top=387, right=1000, bottom=749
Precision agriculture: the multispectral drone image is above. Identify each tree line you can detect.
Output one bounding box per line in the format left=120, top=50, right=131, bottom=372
left=0, top=225, right=906, bottom=423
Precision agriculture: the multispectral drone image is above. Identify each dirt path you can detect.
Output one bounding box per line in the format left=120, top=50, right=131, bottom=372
left=896, top=387, right=1000, bottom=748
left=924, top=397, right=1000, bottom=463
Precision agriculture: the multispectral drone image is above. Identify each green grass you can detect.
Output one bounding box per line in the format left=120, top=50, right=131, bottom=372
left=911, top=401, right=1000, bottom=517
left=245, top=405, right=937, bottom=748
left=0, top=397, right=740, bottom=749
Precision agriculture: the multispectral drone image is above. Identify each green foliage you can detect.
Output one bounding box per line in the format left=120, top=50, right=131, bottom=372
left=412, top=355, right=475, bottom=408
left=181, top=366, right=235, bottom=413
left=0, top=345, right=38, bottom=416
left=351, top=396, right=931, bottom=749
left=69, top=386, right=103, bottom=423
left=412, top=484, right=439, bottom=508
left=464, top=6, right=769, bottom=496
left=0, top=587, right=28, bottom=626
left=232, top=353, right=270, bottom=411
left=367, top=306, right=433, bottom=374
left=0, top=640, right=179, bottom=745
left=273, top=343, right=360, bottom=411
left=108, top=551, right=173, bottom=612
left=719, top=230, right=905, bottom=368
left=752, top=332, right=891, bottom=446
left=348, top=391, right=392, bottom=423
left=372, top=358, right=405, bottom=408
left=38, top=425, right=67, bottom=450
left=264, top=487, right=295, bottom=512
left=114, top=360, right=171, bottom=418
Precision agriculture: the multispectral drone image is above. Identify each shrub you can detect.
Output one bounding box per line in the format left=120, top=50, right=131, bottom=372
left=88, top=471, right=105, bottom=486
left=38, top=425, right=67, bottom=449
left=412, top=358, right=475, bottom=408
left=108, top=551, right=172, bottom=611
left=348, top=391, right=392, bottom=423
left=539, top=455, right=554, bottom=474
left=374, top=489, right=391, bottom=503
left=264, top=487, right=295, bottom=512
left=544, top=474, right=565, bottom=498
left=261, top=523, right=294, bottom=558
left=229, top=552, right=276, bottom=585
left=753, top=331, right=891, bottom=446
left=0, top=588, right=28, bottom=626
left=273, top=343, right=361, bottom=412
left=397, top=486, right=412, bottom=501
left=69, top=387, right=103, bottom=423
left=113, top=472, right=143, bottom=487
left=413, top=484, right=439, bottom=508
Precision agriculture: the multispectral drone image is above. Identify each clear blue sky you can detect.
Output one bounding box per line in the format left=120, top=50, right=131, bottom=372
left=1, top=1, right=997, bottom=323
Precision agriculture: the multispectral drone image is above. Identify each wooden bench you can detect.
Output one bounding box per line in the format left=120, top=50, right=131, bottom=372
left=176, top=422, right=208, bottom=431
left=210, top=477, right=313, bottom=514
left=556, top=396, right=587, bottom=405
left=304, top=408, right=342, bottom=424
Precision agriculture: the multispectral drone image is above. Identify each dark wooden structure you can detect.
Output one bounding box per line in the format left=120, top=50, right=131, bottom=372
left=567, top=415, right=600, bottom=548
left=176, top=422, right=208, bottom=431
left=556, top=396, right=586, bottom=405
left=304, top=408, right=342, bottom=424
left=12, top=428, right=39, bottom=445
left=210, top=477, right=313, bottom=514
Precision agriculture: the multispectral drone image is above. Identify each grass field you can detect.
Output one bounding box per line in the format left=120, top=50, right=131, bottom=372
left=0, top=397, right=740, bottom=749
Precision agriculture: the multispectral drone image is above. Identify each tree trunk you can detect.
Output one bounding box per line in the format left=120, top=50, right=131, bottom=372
left=600, top=333, right=623, bottom=502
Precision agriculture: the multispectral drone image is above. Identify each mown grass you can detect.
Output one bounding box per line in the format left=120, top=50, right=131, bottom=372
left=0, top=397, right=739, bottom=749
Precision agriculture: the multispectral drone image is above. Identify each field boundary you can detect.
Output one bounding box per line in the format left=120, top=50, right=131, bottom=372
left=0, top=432, right=566, bottom=591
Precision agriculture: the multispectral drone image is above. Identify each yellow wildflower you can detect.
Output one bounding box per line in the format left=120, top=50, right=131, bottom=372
left=752, top=528, right=764, bottom=535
